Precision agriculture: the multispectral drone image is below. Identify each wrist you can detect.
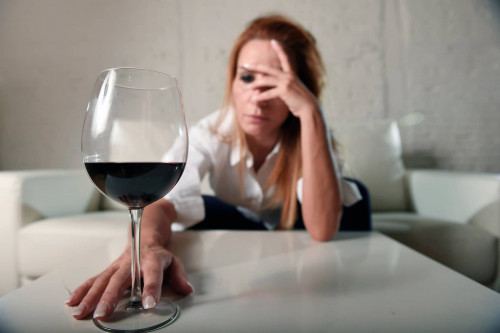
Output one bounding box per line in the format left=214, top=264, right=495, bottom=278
left=299, top=107, right=326, bottom=133
left=141, top=229, right=169, bottom=248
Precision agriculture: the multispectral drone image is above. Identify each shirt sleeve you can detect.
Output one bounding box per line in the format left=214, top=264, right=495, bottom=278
left=166, top=163, right=205, bottom=228
left=165, top=120, right=214, bottom=229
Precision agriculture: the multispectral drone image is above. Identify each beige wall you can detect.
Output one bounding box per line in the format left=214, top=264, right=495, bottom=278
left=1, top=0, right=499, bottom=172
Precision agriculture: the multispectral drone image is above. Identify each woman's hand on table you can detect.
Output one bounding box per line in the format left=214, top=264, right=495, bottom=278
left=65, top=245, right=193, bottom=320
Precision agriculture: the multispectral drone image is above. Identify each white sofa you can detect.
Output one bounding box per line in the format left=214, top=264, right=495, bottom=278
left=1, top=120, right=499, bottom=296
left=335, top=121, right=500, bottom=291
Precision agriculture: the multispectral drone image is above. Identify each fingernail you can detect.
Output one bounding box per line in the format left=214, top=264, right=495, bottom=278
left=65, top=295, right=73, bottom=304
left=187, top=281, right=195, bottom=294
left=72, top=302, right=87, bottom=317
left=93, top=302, right=110, bottom=319
left=144, top=295, right=157, bottom=309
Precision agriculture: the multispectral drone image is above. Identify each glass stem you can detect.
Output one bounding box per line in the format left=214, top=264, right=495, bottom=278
left=129, top=208, right=144, bottom=309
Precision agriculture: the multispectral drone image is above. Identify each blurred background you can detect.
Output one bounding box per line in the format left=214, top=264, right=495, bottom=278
left=0, top=0, right=499, bottom=172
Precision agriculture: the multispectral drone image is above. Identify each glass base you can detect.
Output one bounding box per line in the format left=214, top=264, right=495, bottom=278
left=93, top=297, right=180, bottom=333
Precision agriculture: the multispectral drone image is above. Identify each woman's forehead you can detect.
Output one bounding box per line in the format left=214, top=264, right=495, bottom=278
left=237, top=39, right=281, bottom=68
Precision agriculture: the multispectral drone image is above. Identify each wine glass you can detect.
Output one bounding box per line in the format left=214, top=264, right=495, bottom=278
left=81, top=67, right=188, bottom=332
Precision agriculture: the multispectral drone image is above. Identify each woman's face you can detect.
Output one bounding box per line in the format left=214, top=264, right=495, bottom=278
left=232, top=39, right=290, bottom=140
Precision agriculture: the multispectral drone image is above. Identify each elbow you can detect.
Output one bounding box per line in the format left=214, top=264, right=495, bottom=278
left=306, top=210, right=342, bottom=242
left=310, top=231, right=335, bottom=242
left=302, top=199, right=343, bottom=242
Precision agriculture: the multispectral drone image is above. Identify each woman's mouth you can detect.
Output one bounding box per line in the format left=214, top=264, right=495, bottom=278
left=246, top=114, right=268, bottom=122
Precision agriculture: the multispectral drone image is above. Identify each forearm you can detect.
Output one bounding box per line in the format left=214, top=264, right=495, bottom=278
left=300, top=108, right=342, bottom=241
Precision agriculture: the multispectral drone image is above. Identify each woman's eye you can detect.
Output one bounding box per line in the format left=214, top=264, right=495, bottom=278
left=240, top=73, right=254, bottom=83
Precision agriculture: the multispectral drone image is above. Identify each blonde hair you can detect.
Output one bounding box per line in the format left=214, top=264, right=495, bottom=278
left=214, top=15, right=326, bottom=229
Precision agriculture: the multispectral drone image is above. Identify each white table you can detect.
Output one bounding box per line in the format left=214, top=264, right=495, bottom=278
left=1, top=231, right=499, bottom=332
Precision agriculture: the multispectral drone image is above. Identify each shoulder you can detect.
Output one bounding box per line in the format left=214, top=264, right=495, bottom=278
left=189, top=110, right=233, bottom=152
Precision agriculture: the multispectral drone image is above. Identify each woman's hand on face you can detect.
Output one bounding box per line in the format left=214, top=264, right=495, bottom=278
left=245, top=40, right=319, bottom=118
left=66, top=245, right=193, bottom=320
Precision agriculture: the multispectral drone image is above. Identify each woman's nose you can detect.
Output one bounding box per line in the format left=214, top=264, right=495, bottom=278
left=252, top=93, right=268, bottom=107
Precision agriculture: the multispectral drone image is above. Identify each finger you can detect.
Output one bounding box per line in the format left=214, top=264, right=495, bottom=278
left=66, top=276, right=97, bottom=306
left=141, top=256, right=167, bottom=309
left=270, top=39, right=292, bottom=73
left=93, top=266, right=131, bottom=319
left=249, top=76, right=280, bottom=90
left=242, top=63, right=283, bottom=77
left=253, top=88, right=281, bottom=103
left=166, top=256, right=193, bottom=295
left=72, top=268, right=116, bottom=319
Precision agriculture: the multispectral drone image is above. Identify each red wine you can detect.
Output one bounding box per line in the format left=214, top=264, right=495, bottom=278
left=85, top=162, right=185, bottom=208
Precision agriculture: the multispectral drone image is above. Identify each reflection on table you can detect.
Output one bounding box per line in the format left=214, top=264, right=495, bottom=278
left=1, top=231, right=500, bottom=333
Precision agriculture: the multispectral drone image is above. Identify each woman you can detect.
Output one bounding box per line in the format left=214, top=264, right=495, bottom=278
left=67, top=14, right=363, bottom=320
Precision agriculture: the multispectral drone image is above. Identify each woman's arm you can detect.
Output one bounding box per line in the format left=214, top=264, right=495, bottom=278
left=247, top=40, right=342, bottom=241
left=66, top=199, right=193, bottom=320
left=299, top=109, right=342, bottom=241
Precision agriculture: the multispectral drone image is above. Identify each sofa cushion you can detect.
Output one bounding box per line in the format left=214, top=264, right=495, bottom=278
left=333, top=120, right=407, bottom=212
left=373, top=213, right=498, bottom=285
left=18, top=211, right=129, bottom=278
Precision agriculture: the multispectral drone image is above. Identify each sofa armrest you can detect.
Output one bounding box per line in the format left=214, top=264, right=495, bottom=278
left=0, top=169, right=99, bottom=295
left=406, top=169, right=500, bottom=228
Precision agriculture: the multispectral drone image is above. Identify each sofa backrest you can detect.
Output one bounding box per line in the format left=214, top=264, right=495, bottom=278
left=333, top=120, right=408, bottom=212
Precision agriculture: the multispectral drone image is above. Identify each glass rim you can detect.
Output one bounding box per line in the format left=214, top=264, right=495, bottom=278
left=96, top=67, right=179, bottom=90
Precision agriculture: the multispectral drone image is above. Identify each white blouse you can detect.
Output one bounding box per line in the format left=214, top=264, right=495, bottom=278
left=166, top=111, right=361, bottom=230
